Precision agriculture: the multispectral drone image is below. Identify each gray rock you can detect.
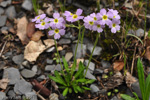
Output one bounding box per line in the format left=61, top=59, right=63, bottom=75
left=111, top=96, right=119, bottom=100
left=21, top=69, right=36, bottom=78
left=0, top=15, right=7, bottom=27
left=3, top=67, right=20, bottom=85
left=0, top=0, right=11, bottom=7
left=14, top=80, right=32, bottom=95
left=101, top=60, right=111, bottom=68
left=22, top=61, right=30, bottom=68
left=125, top=88, right=133, bottom=97
left=58, top=38, right=71, bottom=45
left=72, top=43, right=86, bottom=59
left=55, top=64, right=62, bottom=71
left=46, top=59, right=53, bottom=64
left=7, top=90, right=16, bottom=99
left=37, top=75, right=46, bottom=81
left=5, top=6, right=16, bottom=20
left=65, top=52, right=73, bottom=62
left=94, top=69, right=103, bottom=74
left=1, top=27, right=8, bottom=34
left=0, top=92, right=7, bottom=100
left=135, top=28, right=144, bottom=37
left=84, top=60, right=95, bottom=73
left=49, top=93, right=59, bottom=100
left=32, top=65, right=38, bottom=73
left=0, top=61, right=6, bottom=69
left=25, top=92, right=37, bottom=100
left=60, top=50, right=66, bottom=56
left=128, top=29, right=135, bottom=34
left=115, top=2, right=119, bottom=6
left=0, top=7, right=4, bottom=15
left=131, top=81, right=142, bottom=98
left=84, top=70, right=96, bottom=80
left=90, top=84, right=100, bottom=93
left=46, top=47, right=55, bottom=52
left=12, top=54, right=24, bottom=65
left=45, top=65, right=55, bottom=72
left=87, top=43, right=102, bottom=56
left=64, top=32, right=76, bottom=40
left=22, top=0, right=33, bottom=11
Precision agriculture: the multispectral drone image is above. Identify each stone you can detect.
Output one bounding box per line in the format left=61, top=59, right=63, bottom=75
left=5, top=6, right=16, bottom=20
left=0, top=92, right=7, bottom=100
left=90, top=84, right=100, bottom=93
left=131, top=81, right=142, bottom=98
left=58, top=38, right=71, bottom=45
left=60, top=50, right=66, bottom=56
left=111, top=96, right=119, bottom=100
left=135, top=28, right=144, bottom=37
left=12, top=54, right=24, bottom=65
left=72, top=43, right=87, bottom=59
left=94, top=69, right=103, bottom=75
left=0, top=0, right=11, bottom=7
left=22, top=0, right=33, bottom=11
left=7, top=90, right=16, bottom=99
left=65, top=52, right=73, bottom=62
left=49, top=93, right=59, bottom=100
left=87, top=43, right=102, bottom=56
left=46, top=47, right=55, bottom=52
left=84, top=60, right=95, bottom=73
left=0, top=61, right=6, bottom=69
left=46, top=59, right=53, bottom=64
left=14, top=80, right=32, bottom=95
left=84, top=70, right=96, bottom=80
left=55, top=64, right=62, bottom=71
left=22, top=60, right=30, bottom=68
left=64, top=32, right=76, bottom=40
left=0, top=15, right=7, bottom=27
left=32, top=65, right=38, bottom=73
left=101, top=60, right=111, bottom=68
left=25, top=92, right=37, bottom=100
left=3, top=67, right=20, bottom=85
left=37, top=75, right=46, bottom=81
left=1, top=27, right=8, bottom=34
left=0, top=7, right=4, bottom=15
left=45, top=65, right=55, bottom=72
left=21, top=69, right=36, bottom=78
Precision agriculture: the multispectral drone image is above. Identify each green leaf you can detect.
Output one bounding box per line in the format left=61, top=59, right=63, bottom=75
left=63, top=88, right=69, bottom=96
left=145, top=74, right=150, bottom=100
left=69, top=88, right=72, bottom=93
left=120, top=94, right=135, bottom=100
left=49, top=75, right=66, bottom=86
left=137, top=58, right=146, bottom=99
left=132, top=92, right=140, bottom=100
left=71, top=59, right=77, bottom=76
left=76, top=86, right=83, bottom=93
left=76, top=78, right=87, bottom=83
left=74, top=62, right=84, bottom=79
left=58, top=86, right=66, bottom=89
left=85, top=79, right=95, bottom=84
left=62, top=56, right=69, bottom=73
left=72, top=83, right=78, bottom=93
left=82, top=86, right=91, bottom=90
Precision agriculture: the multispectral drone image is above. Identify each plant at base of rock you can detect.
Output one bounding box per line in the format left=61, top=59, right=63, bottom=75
left=49, top=56, right=95, bottom=96
left=121, top=58, right=150, bottom=100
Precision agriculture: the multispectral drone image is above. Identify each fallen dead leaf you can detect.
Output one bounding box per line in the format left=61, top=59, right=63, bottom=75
left=27, top=22, right=35, bottom=38
left=0, top=78, right=9, bottom=90
left=24, top=39, right=54, bottom=62
left=31, top=31, right=44, bottom=42
left=125, top=72, right=137, bottom=87
left=17, top=16, right=30, bottom=45
left=57, top=46, right=63, bottom=51
left=113, top=61, right=124, bottom=71
left=144, top=46, right=150, bottom=61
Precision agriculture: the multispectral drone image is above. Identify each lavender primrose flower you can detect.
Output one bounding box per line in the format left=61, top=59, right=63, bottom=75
left=32, top=14, right=46, bottom=23
left=64, top=9, right=84, bottom=22
left=90, top=13, right=99, bottom=23
left=48, top=28, right=65, bottom=39
left=49, top=13, right=65, bottom=29
left=83, top=16, right=94, bottom=30
left=97, top=8, right=113, bottom=25
left=35, top=17, right=50, bottom=30
left=108, top=9, right=120, bottom=20
left=109, top=19, right=120, bottom=33
left=93, top=23, right=105, bottom=33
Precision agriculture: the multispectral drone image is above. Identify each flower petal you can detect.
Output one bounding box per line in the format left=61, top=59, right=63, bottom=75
left=76, top=9, right=83, bottom=15
left=48, top=30, right=54, bottom=36
left=53, top=13, right=60, bottom=18
left=54, top=33, right=61, bottom=39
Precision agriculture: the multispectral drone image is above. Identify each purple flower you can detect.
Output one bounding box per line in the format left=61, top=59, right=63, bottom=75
left=90, top=13, right=99, bottom=22
left=83, top=16, right=94, bottom=30
left=48, top=28, right=65, bottom=39
left=65, top=9, right=84, bottom=22
left=93, top=23, right=105, bottom=33
left=32, top=14, right=46, bottom=23
left=97, top=8, right=112, bottom=25
left=49, top=13, right=65, bottom=29
left=109, top=19, right=120, bottom=33
left=35, top=17, right=50, bottom=30
left=108, top=9, right=120, bottom=20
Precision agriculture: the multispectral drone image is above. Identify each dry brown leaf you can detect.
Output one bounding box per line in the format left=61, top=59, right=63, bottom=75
left=125, top=72, right=137, bottom=87
left=27, top=22, right=35, bottom=38
left=113, top=61, right=124, bottom=71
left=57, top=46, right=63, bottom=51
left=17, top=16, right=30, bottom=44
left=144, top=46, right=150, bottom=61
left=24, top=39, right=54, bottom=62
left=31, top=31, right=44, bottom=42
left=0, top=78, right=9, bottom=90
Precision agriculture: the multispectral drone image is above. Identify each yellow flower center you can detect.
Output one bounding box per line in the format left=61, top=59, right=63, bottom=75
left=70, top=13, right=73, bottom=15
left=112, top=23, right=116, bottom=27
left=73, top=14, right=78, bottom=19
left=102, top=15, right=108, bottom=20
left=89, top=21, right=94, bottom=25
left=54, top=29, right=59, bottom=34
left=113, top=16, right=116, bottom=18
left=97, top=25, right=101, bottom=28
left=54, top=19, right=58, bottom=23
left=37, top=16, right=40, bottom=19
left=94, top=17, right=97, bottom=21
left=41, top=22, right=46, bottom=26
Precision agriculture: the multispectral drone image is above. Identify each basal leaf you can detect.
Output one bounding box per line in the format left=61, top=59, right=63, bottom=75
left=62, top=56, right=69, bottom=73
left=121, top=94, right=135, bottom=100
left=85, top=79, right=96, bottom=84
left=76, top=78, right=87, bottom=83
left=145, top=74, right=150, bottom=100
left=54, top=71, right=67, bottom=86
left=82, top=86, right=91, bottom=90
left=63, top=88, right=69, bottom=96
left=48, top=75, right=66, bottom=86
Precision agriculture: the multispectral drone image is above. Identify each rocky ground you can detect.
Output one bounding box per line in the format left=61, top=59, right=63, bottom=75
left=0, top=0, right=150, bottom=100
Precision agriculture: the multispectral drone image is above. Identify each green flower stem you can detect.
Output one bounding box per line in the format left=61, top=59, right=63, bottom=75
left=84, top=32, right=100, bottom=77
left=81, top=27, right=85, bottom=49
left=54, top=39, right=65, bottom=76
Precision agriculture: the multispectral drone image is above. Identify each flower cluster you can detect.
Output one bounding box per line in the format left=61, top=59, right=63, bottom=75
left=32, top=13, right=66, bottom=39
left=83, top=8, right=120, bottom=33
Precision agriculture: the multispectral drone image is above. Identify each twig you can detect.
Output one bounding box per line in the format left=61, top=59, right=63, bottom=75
left=33, top=90, right=47, bottom=100
left=0, top=41, right=7, bottom=57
